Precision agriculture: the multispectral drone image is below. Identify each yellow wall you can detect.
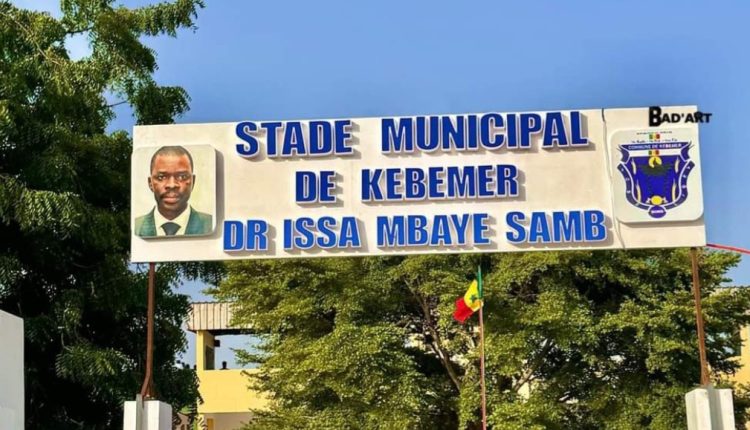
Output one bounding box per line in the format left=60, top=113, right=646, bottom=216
left=194, top=329, right=268, bottom=416
left=730, top=326, right=750, bottom=384
left=196, top=331, right=215, bottom=371
left=197, top=368, right=268, bottom=414
left=193, top=328, right=268, bottom=430
left=202, top=412, right=255, bottom=430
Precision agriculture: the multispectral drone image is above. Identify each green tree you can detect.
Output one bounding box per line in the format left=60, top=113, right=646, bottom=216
left=0, top=1, right=205, bottom=428
left=215, top=250, right=750, bottom=430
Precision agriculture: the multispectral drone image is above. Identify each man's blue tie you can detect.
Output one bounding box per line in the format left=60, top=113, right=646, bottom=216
left=162, top=222, right=180, bottom=236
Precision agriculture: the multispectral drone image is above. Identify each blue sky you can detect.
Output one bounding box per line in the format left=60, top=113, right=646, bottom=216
left=16, top=0, right=750, bottom=365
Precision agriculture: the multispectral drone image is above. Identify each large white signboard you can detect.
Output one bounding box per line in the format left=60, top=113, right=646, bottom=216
left=131, top=106, right=705, bottom=262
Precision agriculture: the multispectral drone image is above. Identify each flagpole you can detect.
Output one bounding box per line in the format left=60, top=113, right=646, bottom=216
left=478, top=265, right=487, bottom=430
left=479, top=303, right=487, bottom=430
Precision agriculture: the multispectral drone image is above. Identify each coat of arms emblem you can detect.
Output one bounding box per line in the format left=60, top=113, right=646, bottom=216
left=617, top=141, right=695, bottom=219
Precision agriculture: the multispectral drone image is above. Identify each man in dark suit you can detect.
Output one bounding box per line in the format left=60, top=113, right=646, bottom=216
left=135, top=146, right=213, bottom=237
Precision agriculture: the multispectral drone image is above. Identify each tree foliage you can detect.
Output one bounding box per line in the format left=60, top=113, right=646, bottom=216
left=214, top=250, right=750, bottom=429
left=0, top=1, right=204, bottom=428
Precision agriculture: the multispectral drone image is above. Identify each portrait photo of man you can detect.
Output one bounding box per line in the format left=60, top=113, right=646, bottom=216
left=134, top=145, right=214, bottom=238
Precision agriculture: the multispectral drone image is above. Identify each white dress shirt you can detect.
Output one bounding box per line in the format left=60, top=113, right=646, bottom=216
left=153, top=206, right=192, bottom=236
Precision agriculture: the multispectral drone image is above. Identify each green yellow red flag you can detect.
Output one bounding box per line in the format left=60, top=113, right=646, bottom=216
left=453, top=269, right=484, bottom=323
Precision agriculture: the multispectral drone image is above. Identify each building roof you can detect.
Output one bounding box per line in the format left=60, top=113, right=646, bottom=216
left=187, top=302, right=252, bottom=335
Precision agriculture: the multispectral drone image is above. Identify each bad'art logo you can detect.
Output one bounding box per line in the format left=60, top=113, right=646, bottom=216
left=617, top=139, right=695, bottom=219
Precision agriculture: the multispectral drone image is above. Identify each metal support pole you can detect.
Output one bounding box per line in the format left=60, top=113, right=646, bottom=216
left=690, top=247, right=710, bottom=386
left=479, top=305, right=487, bottom=430
left=140, top=262, right=156, bottom=399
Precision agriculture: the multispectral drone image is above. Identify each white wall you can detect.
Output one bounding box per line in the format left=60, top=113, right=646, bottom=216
left=123, top=400, right=173, bottom=430
left=0, top=310, right=24, bottom=430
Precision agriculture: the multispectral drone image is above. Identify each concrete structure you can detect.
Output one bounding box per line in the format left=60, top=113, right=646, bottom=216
left=188, top=302, right=267, bottom=430
left=0, top=310, right=24, bottom=430
left=123, top=399, right=173, bottom=430
left=686, top=386, right=735, bottom=430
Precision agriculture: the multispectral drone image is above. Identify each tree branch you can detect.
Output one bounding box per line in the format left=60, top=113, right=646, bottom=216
left=0, top=10, right=65, bottom=67
left=408, top=285, right=462, bottom=391
left=558, top=391, right=574, bottom=403
left=107, top=100, right=128, bottom=108
left=66, top=26, right=94, bottom=36
left=512, top=338, right=553, bottom=392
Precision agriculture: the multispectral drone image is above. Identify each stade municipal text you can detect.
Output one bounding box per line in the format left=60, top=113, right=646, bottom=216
left=225, top=111, right=607, bottom=252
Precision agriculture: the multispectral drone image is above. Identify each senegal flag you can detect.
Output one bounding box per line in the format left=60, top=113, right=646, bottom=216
left=453, top=271, right=483, bottom=323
